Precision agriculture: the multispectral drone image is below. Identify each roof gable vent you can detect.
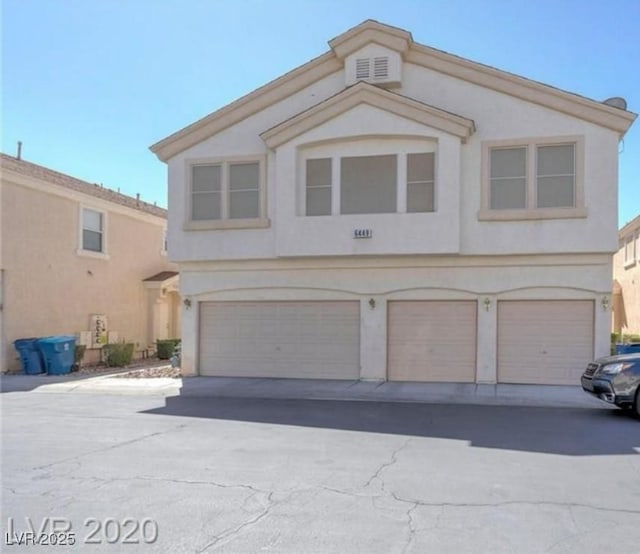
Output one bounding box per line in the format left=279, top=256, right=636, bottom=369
left=373, top=57, right=389, bottom=79
left=354, top=56, right=390, bottom=82
left=346, top=47, right=401, bottom=88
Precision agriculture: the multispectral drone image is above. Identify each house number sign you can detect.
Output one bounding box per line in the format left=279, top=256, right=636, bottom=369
left=353, top=229, right=373, bottom=239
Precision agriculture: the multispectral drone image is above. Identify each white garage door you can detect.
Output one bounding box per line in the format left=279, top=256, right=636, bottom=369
left=497, top=300, right=594, bottom=385
left=199, top=301, right=360, bottom=379
left=388, top=301, right=477, bottom=382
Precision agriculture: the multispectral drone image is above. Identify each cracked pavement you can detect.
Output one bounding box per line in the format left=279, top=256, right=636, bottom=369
left=2, top=393, right=639, bottom=553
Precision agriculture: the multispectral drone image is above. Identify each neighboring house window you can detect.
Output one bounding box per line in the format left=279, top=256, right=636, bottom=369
left=624, top=234, right=636, bottom=267
left=306, top=158, right=332, bottom=216
left=162, top=227, right=168, bottom=255
left=303, top=152, right=437, bottom=216
left=481, top=137, right=584, bottom=220
left=188, top=158, right=265, bottom=228
left=407, top=152, right=435, bottom=212
left=82, top=208, right=104, bottom=253
left=341, top=154, right=397, bottom=214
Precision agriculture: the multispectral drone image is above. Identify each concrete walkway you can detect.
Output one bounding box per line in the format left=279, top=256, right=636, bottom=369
left=0, top=372, right=608, bottom=409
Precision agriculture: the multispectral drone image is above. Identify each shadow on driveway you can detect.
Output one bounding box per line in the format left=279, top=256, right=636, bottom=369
left=143, top=395, right=640, bottom=456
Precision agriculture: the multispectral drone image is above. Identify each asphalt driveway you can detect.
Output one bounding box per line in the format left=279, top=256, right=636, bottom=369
left=2, top=391, right=639, bottom=553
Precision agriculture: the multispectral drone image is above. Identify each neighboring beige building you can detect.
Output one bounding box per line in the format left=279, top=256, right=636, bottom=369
left=0, top=153, right=180, bottom=371
left=613, top=215, right=640, bottom=337
left=152, top=20, right=636, bottom=386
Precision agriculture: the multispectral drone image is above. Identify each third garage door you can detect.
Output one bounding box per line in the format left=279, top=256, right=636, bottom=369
left=497, top=300, right=594, bottom=385
left=388, top=301, right=477, bottom=382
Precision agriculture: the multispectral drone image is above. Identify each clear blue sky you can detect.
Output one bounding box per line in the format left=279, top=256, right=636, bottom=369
left=3, top=0, right=639, bottom=226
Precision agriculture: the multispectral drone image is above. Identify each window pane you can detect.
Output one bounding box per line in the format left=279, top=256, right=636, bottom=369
left=407, top=182, right=434, bottom=213
left=537, top=144, right=574, bottom=176
left=83, top=229, right=102, bottom=252
left=537, top=176, right=574, bottom=208
left=490, top=178, right=526, bottom=209
left=192, top=192, right=221, bottom=220
left=306, top=158, right=331, bottom=188
left=306, top=187, right=331, bottom=216
left=192, top=165, right=221, bottom=192
left=229, top=190, right=259, bottom=219
left=341, top=155, right=397, bottom=214
left=83, top=209, right=102, bottom=232
left=490, top=147, right=526, bottom=179
left=407, top=153, right=434, bottom=182
left=229, top=163, right=259, bottom=191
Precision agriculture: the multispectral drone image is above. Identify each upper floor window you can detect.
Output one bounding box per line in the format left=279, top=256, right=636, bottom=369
left=82, top=208, right=104, bottom=253
left=481, top=136, right=585, bottom=221
left=304, top=152, right=435, bottom=216
left=186, top=157, right=267, bottom=230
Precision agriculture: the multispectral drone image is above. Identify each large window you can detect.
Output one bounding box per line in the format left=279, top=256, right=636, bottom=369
left=82, top=208, right=104, bottom=253
left=482, top=137, right=584, bottom=220
left=304, top=152, right=436, bottom=216
left=341, top=155, right=397, bottom=214
left=624, top=234, right=636, bottom=267
left=189, top=159, right=263, bottom=224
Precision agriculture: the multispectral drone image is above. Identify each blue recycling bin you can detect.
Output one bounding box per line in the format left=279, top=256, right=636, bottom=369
left=14, top=338, right=45, bottom=375
left=615, top=343, right=640, bottom=355
left=37, top=336, right=76, bottom=375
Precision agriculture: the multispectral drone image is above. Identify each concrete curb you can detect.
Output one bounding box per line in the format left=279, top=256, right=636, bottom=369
left=1, top=374, right=610, bottom=409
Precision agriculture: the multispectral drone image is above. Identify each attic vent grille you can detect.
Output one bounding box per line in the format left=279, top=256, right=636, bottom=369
left=373, top=57, right=389, bottom=79
left=356, top=58, right=370, bottom=80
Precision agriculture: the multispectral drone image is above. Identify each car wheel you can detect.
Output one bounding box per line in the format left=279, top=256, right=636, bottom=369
left=634, top=388, right=640, bottom=420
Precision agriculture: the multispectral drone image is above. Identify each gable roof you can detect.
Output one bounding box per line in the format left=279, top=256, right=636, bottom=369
left=1, top=153, right=167, bottom=218
left=619, top=214, right=640, bottom=239
left=150, top=19, right=636, bottom=162
left=261, top=81, right=475, bottom=148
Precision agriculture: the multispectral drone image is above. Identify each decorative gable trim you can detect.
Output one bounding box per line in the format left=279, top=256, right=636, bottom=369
left=260, top=82, right=475, bottom=148
left=150, top=20, right=635, bottom=162
left=328, top=20, right=412, bottom=60
left=150, top=52, right=341, bottom=161
left=406, top=44, right=636, bottom=135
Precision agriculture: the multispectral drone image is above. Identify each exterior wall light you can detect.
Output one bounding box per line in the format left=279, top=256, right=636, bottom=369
left=601, top=296, right=609, bottom=311
left=183, top=298, right=192, bottom=310
left=483, top=297, right=491, bottom=311
left=369, top=298, right=376, bottom=309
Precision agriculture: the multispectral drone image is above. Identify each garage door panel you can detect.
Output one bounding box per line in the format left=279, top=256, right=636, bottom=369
left=498, top=300, right=593, bottom=385
left=388, top=301, right=477, bottom=382
left=199, top=301, right=360, bottom=379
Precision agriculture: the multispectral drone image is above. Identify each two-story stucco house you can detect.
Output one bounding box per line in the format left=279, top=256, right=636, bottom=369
left=151, top=20, right=636, bottom=385
left=612, top=215, right=640, bottom=337
left=0, top=153, right=180, bottom=371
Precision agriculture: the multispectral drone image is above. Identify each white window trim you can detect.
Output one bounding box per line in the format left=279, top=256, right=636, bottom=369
left=184, top=155, right=269, bottom=230
left=479, top=135, right=586, bottom=221
left=77, top=205, right=109, bottom=260
left=623, top=234, right=636, bottom=269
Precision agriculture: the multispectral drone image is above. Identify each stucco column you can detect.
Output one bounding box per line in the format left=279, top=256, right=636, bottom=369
left=476, top=296, right=497, bottom=384
left=180, top=299, right=198, bottom=376
left=360, top=296, right=387, bottom=381
left=594, top=296, right=611, bottom=359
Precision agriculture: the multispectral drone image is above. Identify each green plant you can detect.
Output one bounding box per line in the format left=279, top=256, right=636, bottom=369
left=102, top=343, right=134, bottom=367
left=611, top=332, right=620, bottom=344
left=75, top=345, right=86, bottom=364
left=156, top=339, right=181, bottom=360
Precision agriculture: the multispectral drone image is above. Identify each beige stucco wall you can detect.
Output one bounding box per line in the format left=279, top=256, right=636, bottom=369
left=1, top=176, right=176, bottom=371
left=613, top=221, right=640, bottom=336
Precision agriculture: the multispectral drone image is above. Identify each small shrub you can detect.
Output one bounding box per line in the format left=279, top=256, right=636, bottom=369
left=75, top=345, right=86, bottom=364
left=611, top=332, right=620, bottom=344
left=157, top=339, right=181, bottom=360
left=103, top=343, right=135, bottom=367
